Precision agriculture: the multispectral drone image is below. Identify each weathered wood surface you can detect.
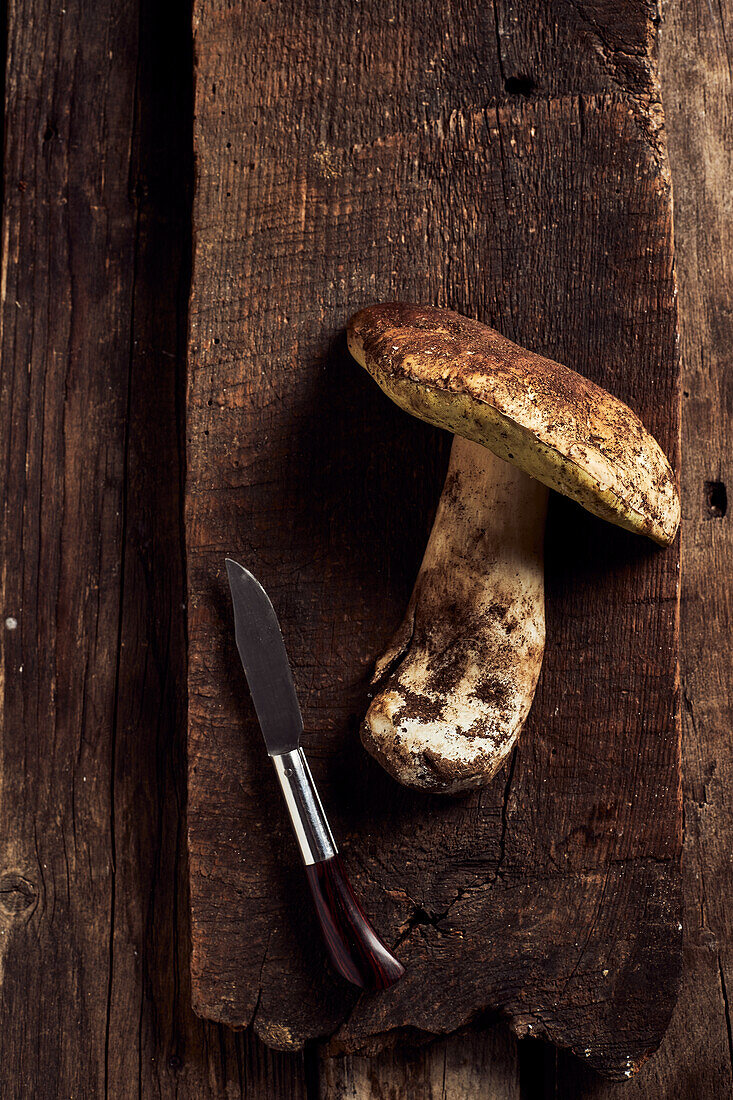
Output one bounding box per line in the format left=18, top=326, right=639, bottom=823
left=320, top=1023, right=521, bottom=1100
left=648, top=4, right=733, bottom=1092
left=0, top=0, right=726, bottom=1095
left=547, top=0, right=733, bottom=1095
left=332, top=0, right=733, bottom=1094
left=0, top=0, right=309, bottom=1095
left=187, top=0, right=681, bottom=1080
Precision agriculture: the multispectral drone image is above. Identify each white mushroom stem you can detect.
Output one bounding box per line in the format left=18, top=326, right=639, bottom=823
left=363, top=435, right=549, bottom=794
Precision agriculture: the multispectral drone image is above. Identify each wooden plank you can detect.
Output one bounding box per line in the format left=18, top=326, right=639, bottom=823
left=657, top=0, right=733, bottom=1076
left=548, top=0, right=733, bottom=1095
left=319, top=1025, right=520, bottom=1100
left=322, top=3, right=733, bottom=1096
left=187, top=0, right=682, bottom=1081
left=336, top=0, right=733, bottom=1095
left=0, top=0, right=137, bottom=1090
left=0, top=0, right=308, bottom=1094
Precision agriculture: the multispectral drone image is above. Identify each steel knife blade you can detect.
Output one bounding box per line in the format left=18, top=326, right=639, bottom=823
left=225, top=558, right=303, bottom=756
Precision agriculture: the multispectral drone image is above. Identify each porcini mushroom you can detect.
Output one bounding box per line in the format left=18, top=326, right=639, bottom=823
left=348, top=303, right=680, bottom=795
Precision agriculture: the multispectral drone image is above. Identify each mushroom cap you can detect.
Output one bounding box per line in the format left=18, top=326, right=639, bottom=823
left=348, top=303, right=680, bottom=546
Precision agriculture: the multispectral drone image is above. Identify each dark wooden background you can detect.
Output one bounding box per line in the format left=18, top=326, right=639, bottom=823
left=0, top=1, right=730, bottom=1098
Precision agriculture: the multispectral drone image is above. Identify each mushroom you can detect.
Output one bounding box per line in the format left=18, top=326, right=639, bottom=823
left=347, top=303, right=680, bottom=795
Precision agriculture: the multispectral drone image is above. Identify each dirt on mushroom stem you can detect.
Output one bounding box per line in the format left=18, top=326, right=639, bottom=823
left=361, top=435, right=547, bottom=794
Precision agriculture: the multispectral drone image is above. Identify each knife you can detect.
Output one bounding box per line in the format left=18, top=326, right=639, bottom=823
left=225, top=558, right=405, bottom=991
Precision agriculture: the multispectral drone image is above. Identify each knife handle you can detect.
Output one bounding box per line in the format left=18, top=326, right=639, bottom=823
left=304, top=855, right=405, bottom=990
left=272, top=750, right=404, bottom=990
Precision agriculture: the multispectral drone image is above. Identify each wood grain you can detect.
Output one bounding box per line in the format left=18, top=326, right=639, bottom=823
left=0, top=0, right=308, bottom=1095
left=0, top=0, right=728, bottom=1094
left=320, top=1024, right=520, bottom=1100
left=657, top=1, right=733, bottom=1087
left=543, top=0, right=733, bottom=1095
left=187, top=0, right=681, bottom=1080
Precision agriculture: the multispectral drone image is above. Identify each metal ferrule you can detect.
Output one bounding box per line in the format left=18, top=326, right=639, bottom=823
left=271, top=749, right=337, bottom=865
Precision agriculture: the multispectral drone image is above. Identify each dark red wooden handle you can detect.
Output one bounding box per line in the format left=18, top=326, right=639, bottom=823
left=304, top=855, right=405, bottom=990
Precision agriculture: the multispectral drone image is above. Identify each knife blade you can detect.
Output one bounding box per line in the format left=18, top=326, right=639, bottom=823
left=225, top=558, right=404, bottom=991
left=225, top=559, right=303, bottom=756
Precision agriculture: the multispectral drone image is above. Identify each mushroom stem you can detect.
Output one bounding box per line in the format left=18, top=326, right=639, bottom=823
left=364, top=435, right=549, bottom=794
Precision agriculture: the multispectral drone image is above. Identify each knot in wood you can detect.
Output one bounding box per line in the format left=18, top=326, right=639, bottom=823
left=0, top=872, right=37, bottom=914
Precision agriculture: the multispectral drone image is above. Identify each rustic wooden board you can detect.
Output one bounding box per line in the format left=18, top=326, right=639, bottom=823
left=320, top=1023, right=521, bottom=1099
left=0, top=0, right=308, bottom=1095
left=187, top=0, right=681, bottom=1080
left=548, top=2, right=733, bottom=1096
left=328, top=1, right=733, bottom=1094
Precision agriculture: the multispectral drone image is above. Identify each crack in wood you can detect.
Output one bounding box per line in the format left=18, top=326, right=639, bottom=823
left=718, top=955, right=733, bottom=1081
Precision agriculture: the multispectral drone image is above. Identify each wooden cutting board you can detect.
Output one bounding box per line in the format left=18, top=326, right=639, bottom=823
left=186, top=0, right=681, bottom=1080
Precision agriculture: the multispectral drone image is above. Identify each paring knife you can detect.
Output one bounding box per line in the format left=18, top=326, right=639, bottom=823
left=225, top=559, right=405, bottom=991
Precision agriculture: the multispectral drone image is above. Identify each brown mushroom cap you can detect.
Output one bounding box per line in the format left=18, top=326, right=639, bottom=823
left=348, top=303, right=680, bottom=546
